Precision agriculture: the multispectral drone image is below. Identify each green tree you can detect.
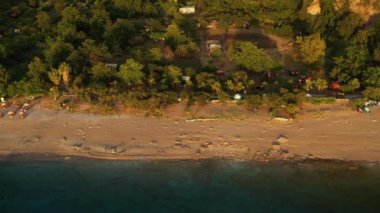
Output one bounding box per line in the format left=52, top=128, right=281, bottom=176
left=295, top=33, right=326, bottom=64
left=149, top=48, right=162, bottom=62
left=48, top=68, right=62, bottom=86
left=0, top=44, right=7, bottom=59
left=78, top=39, right=111, bottom=65
left=91, top=63, right=115, bottom=83
left=36, top=11, right=52, bottom=32
left=313, top=79, right=328, bottom=92
left=196, top=72, right=219, bottom=93
left=228, top=41, right=279, bottom=72
left=118, top=59, right=145, bottom=87
left=225, top=71, right=251, bottom=92
left=44, top=38, right=74, bottom=68
left=363, top=67, right=380, bottom=87
left=164, top=24, right=189, bottom=48
left=163, top=65, right=182, bottom=87
left=105, top=19, right=136, bottom=49
left=363, top=87, right=380, bottom=100
left=304, top=79, right=314, bottom=91
left=0, top=65, right=8, bottom=96
left=347, top=78, right=360, bottom=93
left=330, top=45, right=368, bottom=82
left=28, top=57, right=47, bottom=79
left=175, top=42, right=200, bottom=58
left=336, top=13, right=364, bottom=39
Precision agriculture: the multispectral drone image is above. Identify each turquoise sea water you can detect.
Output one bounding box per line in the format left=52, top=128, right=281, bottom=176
left=0, top=159, right=379, bottom=213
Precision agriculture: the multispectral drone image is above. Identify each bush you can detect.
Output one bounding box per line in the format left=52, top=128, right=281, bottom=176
left=245, top=95, right=263, bottom=110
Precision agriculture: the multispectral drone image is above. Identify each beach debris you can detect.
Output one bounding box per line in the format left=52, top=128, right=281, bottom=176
left=19, top=110, right=26, bottom=119
left=234, top=135, right=241, bottom=141
left=150, top=140, right=158, bottom=145
left=280, top=149, right=290, bottom=158
left=276, top=135, right=288, bottom=143
left=196, top=148, right=206, bottom=154
left=105, top=145, right=118, bottom=154
left=1, top=97, right=9, bottom=109
left=21, top=136, right=40, bottom=145
left=271, top=141, right=281, bottom=151
left=72, top=143, right=83, bottom=151
left=173, top=143, right=191, bottom=149
left=201, top=141, right=213, bottom=149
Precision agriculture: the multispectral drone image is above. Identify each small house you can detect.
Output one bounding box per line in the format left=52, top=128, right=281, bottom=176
left=179, top=6, right=195, bottom=15
left=329, top=81, right=341, bottom=91
left=106, top=63, right=118, bottom=69
left=206, top=40, right=222, bottom=54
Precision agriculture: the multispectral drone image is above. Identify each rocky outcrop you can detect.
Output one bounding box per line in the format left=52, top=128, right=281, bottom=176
left=307, top=0, right=379, bottom=21
left=307, top=0, right=321, bottom=15
left=335, top=0, right=378, bottom=20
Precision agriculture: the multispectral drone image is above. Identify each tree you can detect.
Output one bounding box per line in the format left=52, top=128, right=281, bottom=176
left=164, top=24, right=189, bottom=48
left=313, top=79, right=328, bottom=92
left=330, top=45, right=368, bottom=82
left=363, top=67, right=380, bottom=87
left=225, top=71, right=251, bottom=92
left=105, top=19, right=136, bottom=49
left=363, top=87, right=380, bottom=100
left=48, top=68, right=62, bottom=86
left=36, top=11, right=52, bottom=32
left=91, top=63, right=114, bottom=83
left=175, top=42, right=200, bottom=58
left=59, top=62, right=71, bottom=87
left=0, top=65, right=8, bottom=96
left=163, top=65, right=182, bottom=87
left=0, top=44, right=6, bottom=59
left=295, top=33, right=326, bottom=64
left=78, top=39, right=111, bottom=65
left=346, top=78, right=360, bottom=93
left=304, top=79, right=314, bottom=91
left=44, top=38, right=74, bottom=68
left=28, top=57, right=47, bottom=80
left=228, top=41, right=279, bottom=72
left=118, top=59, right=145, bottom=87
left=61, top=6, right=82, bottom=24
left=196, top=72, right=219, bottom=93
left=149, top=48, right=162, bottom=62
left=336, top=13, right=364, bottom=39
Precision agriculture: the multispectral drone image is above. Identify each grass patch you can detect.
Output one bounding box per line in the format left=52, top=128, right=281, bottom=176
left=306, top=97, right=336, bottom=105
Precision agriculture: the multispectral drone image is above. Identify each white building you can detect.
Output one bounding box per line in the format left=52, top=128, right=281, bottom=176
left=179, top=6, right=195, bottom=15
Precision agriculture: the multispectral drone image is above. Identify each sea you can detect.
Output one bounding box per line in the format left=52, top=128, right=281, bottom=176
left=0, top=158, right=379, bottom=213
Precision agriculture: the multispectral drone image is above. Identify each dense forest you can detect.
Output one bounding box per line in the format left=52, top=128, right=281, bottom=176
left=1, top=0, right=380, bottom=116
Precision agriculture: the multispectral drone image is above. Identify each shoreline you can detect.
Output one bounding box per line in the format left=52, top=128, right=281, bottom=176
left=1, top=103, right=380, bottom=163
left=1, top=153, right=380, bottom=172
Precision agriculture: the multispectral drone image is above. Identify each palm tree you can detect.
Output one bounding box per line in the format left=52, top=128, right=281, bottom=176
left=314, top=79, right=328, bottom=92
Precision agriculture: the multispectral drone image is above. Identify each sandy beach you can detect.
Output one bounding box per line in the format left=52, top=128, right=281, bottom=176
left=0, top=103, right=379, bottom=162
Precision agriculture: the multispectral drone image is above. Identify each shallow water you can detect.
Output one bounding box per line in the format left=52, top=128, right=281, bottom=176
left=0, top=159, right=379, bottom=213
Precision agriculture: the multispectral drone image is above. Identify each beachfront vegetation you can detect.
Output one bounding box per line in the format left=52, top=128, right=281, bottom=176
left=0, top=0, right=380, bottom=117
